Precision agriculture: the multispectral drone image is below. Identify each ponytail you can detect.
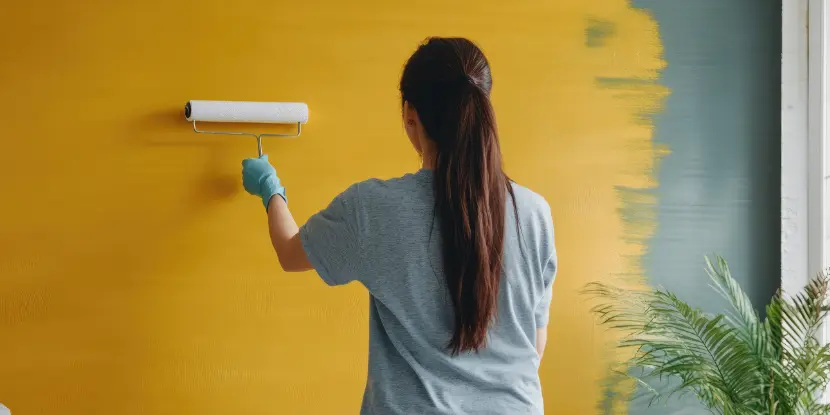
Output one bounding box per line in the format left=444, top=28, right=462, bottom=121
left=437, top=79, right=511, bottom=354
left=400, top=37, right=515, bottom=354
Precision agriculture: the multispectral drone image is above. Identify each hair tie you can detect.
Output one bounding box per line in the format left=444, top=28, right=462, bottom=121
left=446, top=74, right=477, bottom=89
left=461, top=74, right=479, bottom=88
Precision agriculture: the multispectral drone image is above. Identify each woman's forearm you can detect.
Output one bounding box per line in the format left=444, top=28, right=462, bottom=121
left=266, top=196, right=312, bottom=272
left=536, top=327, right=548, bottom=359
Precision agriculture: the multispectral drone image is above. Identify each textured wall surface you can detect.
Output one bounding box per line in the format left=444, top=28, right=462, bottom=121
left=0, top=1, right=666, bottom=414
left=627, top=0, right=782, bottom=413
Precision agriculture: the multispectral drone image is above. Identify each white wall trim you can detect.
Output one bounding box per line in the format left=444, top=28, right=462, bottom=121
left=782, top=0, right=811, bottom=295
left=783, top=0, right=829, bottom=343
left=782, top=0, right=827, bottom=290
left=807, top=0, right=827, bottom=289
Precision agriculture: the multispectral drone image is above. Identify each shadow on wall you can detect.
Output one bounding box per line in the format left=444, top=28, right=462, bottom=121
left=131, top=108, right=240, bottom=203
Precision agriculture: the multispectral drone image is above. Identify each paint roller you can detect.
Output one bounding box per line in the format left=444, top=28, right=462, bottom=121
left=185, top=100, right=309, bottom=156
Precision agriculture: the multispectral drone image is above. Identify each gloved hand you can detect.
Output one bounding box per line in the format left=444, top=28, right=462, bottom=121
left=242, top=154, right=287, bottom=210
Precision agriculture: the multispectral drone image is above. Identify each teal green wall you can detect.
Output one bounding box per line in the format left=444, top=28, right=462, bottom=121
left=628, top=0, right=781, bottom=413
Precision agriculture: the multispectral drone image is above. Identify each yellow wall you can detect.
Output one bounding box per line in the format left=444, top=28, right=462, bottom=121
left=0, top=1, right=665, bottom=414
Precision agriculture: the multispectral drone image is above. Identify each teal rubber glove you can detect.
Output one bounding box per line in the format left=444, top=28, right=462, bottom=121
left=241, top=154, right=287, bottom=210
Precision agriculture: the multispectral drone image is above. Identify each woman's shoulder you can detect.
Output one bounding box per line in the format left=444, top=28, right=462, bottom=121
left=352, top=170, right=432, bottom=193
left=509, top=182, right=552, bottom=218
left=343, top=171, right=432, bottom=208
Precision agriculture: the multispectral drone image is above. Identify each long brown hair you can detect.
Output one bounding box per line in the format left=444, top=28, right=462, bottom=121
left=400, top=37, right=516, bottom=354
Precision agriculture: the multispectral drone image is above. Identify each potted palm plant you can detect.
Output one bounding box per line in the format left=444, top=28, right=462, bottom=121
left=585, top=256, right=830, bottom=414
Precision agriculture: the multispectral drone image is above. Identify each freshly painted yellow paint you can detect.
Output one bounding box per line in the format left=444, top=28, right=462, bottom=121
left=0, top=1, right=665, bottom=414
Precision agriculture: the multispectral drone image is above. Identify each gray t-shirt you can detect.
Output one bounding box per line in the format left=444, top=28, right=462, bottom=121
left=299, top=169, right=557, bottom=415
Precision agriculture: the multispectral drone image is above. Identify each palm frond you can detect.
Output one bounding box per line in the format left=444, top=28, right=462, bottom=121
left=706, top=256, right=771, bottom=358
left=586, top=256, right=830, bottom=414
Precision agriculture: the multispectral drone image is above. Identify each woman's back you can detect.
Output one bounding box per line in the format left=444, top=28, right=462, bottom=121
left=239, top=36, right=558, bottom=414
left=299, top=169, right=557, bottom=414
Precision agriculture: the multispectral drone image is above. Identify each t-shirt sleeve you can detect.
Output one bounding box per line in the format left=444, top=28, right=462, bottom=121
left=535, top=250, right=557, bottom=328
left=534, top=210, right=557, bottom=328
left=299, top=184, right=365, bottom=286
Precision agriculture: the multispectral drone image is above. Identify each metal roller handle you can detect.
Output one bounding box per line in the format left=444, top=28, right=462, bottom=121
left=191, top=120, right=303, bottom=156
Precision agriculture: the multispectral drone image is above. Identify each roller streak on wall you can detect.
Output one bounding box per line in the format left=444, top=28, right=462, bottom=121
left=613, top=0, right=781, bottom=413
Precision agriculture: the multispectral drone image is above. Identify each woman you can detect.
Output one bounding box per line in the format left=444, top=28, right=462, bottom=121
left=241, top=37, right=556, bottom=415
